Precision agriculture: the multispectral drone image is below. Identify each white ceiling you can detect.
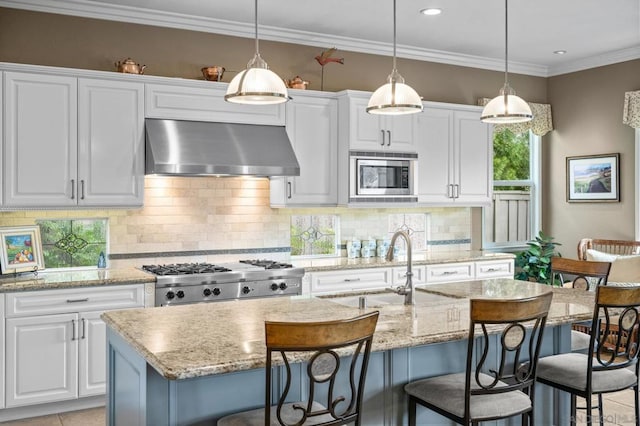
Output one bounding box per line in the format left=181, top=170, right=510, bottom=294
left=2, top=0, right=640, bottom=76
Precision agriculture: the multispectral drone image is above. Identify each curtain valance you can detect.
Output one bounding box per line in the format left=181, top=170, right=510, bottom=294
left=477, top=98, right=553, bottom=136
left=623, top=90, right=640, bottom=129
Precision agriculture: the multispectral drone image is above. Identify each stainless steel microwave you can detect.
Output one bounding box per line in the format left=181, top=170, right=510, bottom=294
left=349, top=151, right=418, bottom=202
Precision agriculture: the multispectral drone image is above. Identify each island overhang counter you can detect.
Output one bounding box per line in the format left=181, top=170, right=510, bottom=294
left=102, top=279, right=593, bottom=426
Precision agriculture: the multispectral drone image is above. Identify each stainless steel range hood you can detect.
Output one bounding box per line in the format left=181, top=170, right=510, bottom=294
left=145, top=119, right=300, bottom=177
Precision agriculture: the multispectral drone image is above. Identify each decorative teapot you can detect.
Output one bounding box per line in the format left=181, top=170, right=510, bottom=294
left=201, top=66, right=225, bottom=81
left=115, top=58, right=146, bottom=74
left=285, top=76, right=310, bottom=90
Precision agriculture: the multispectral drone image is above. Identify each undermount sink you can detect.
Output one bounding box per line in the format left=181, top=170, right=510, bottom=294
left=321, top=289, right=459, bottom=308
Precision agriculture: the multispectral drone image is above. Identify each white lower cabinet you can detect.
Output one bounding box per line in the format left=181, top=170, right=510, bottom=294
left=6, top=313, right=78, bottom=407
left=425, top=262, right=475, bottom=284
left=4, top=285, right=144, bottom=408
left=392, top=266, right=425, bottom=286
left=475, top=259, right=514, bottom=279
left=310, top=268, right=393, bottom=295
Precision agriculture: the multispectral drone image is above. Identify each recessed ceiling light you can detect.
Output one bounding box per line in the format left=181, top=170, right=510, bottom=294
left=420, top=8, right=442, bottom=16
left=553, top=50, right=567, bottom=55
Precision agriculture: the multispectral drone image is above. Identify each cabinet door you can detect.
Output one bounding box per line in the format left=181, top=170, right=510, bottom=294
left=145, top=83, right=284, bottom=125
left=6, top=313, right=79, bottom=407
left=311, top=268, right=392, bottom=294
left=79, top=311, right=106, bottom=397
left=78, top=79, right=144, bottom=206
left=278, top=95, right=337, bottom=205
left=453, top=110, right=492, bottom=205
left=475, top=259, right=514, bottom=279
left=384, top=114, right=417, bottom=152
left=417, top=108, right=453, bottom=203
left=4, top=72, right=77, bottom=207
left=425, top=262, right=474, bottom=284
left=348, top=96, right=385, bottom=150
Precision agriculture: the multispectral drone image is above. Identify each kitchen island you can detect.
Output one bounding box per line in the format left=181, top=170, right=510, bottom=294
left=103, top=279, right=593, bottom=425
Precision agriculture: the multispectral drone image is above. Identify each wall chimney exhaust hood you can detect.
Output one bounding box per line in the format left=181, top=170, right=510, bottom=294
left=145, top=119, right=300, bottom=177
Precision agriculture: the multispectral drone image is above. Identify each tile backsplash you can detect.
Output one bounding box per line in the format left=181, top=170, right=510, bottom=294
left=0, top=176, right=471, bottom=268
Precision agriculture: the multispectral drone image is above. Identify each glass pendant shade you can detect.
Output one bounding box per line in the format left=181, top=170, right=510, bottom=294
left=225, top=54, right=288, bottom=105
left=367, top=70, right=423, bottom=115
left=224, top=0, right=288, bottom=105
left=367, top=0, right=423, bottom=115
left=480, top=0, right=532, bottom=124
left=481, top=83, right=533, bottom=123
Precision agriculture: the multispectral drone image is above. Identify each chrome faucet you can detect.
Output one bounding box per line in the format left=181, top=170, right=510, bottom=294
left=386, top=230, right=414, bottom=305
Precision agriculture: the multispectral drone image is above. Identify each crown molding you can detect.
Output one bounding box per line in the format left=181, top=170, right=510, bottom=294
left=4, top=0, right=637, bottom=78
left=547, top=45, right=640, bottom=77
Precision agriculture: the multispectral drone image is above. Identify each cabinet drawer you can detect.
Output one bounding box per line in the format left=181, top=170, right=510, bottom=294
left=475, top=259, right=514, bottom=279
left=145, top=84, right=285, bottom=125
left=311, top=268, right=392, bottom=294
left=425, top=262, right=474, bottom=284
left=392, top=266, right=425, bottom=285
left=6, top=284, right=144, bottom=317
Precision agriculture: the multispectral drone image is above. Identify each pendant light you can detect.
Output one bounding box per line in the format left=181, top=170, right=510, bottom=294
left=367, top=0, right=423, bottom=115
left=481, top=0, right=532, bottom=123
left=225, top=0, right=288, bottom=105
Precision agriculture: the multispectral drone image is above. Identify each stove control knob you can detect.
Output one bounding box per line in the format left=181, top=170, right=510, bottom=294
left=213, top=288, right=221, bottom=296
left=270, top=283, right=279, bottom=291
left=176, top=290, right=185, bottom=299
left=242, top=286, right=251, bottom=295
left=166, top=291, right=175, bottom=300
left=203, top=288, right=212, bottom=297
left=279, top=282, right=288, bottom=290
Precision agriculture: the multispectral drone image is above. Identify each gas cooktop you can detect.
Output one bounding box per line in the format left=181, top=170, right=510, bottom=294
left=143, top=260, right=305, bottom=306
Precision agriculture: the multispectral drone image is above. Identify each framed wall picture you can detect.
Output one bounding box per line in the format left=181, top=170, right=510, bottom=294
left=566, top=153, right=620, bottom=202
left=0, top=226, right=45, bottom=274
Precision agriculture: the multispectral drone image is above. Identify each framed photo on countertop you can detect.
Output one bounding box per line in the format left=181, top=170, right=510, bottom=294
left=0, top=226, right=45, bottom=274
left=566, top=153, right=620, bottom=202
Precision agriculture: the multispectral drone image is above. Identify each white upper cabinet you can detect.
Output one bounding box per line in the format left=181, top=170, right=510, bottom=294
left=78, top=78, right=144, bottom=206
left=4, top=72, right=78, bottom=207
left=3, top=71, right=144, bottom=208
left=417, top=104, right=492, bottom=206
left=270, top=92, right=338, bottom=206
left=145, top=83, right=285, bottom=125
left=338, top=91, right=418, bottom=153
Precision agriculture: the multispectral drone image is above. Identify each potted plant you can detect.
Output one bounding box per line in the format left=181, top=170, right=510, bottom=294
left=515, top=231, right=562, bottom=285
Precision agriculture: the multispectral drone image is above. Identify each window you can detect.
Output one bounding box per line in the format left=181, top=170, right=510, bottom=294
left=483, top=130, right=541, bottom=249
left=37, top=219, right=108, bottom=269
left=290, top=215, right=339, bottom=257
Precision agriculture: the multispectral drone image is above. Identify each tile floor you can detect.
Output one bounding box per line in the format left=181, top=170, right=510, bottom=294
left=0, top=392, right=637, bottom=425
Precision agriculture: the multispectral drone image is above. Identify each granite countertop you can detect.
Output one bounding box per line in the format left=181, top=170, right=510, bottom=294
left=0, top=267, right=156, bottom=292
left=292, top=250, right=515, bottom=272
left=102, top=279, right=593, bottom=380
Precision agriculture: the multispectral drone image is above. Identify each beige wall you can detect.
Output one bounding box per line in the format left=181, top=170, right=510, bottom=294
left=546, top=60, right=640, bottom=257
left=0, top=8, right=547, bottom=104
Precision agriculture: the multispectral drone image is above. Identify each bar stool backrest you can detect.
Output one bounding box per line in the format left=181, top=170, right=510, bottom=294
left=464, top=292, right=553, bottom=420
left=264, top=311, right=379, bottom=426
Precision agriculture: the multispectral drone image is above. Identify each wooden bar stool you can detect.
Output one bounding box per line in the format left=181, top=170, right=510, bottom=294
left=536, top=285, right=640, bottom=426
left=404, top=292, right=553, bottom=425
left=217, top=311, right=379, bottom=426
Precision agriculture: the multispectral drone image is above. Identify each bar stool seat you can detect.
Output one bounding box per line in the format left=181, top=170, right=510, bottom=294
left=537, top=352, right=637, bottom=393
left=404, top=372, right=533, bottom=421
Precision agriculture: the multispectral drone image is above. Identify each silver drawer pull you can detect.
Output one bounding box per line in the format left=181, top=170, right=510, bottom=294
left=485, top=268, right=499, bottom=272
left=441, top=271, right=458, bottom=275
left=66, top=298, right=89, bottom=303
left=343, top=278, right=361, bottom=282
left=81, top=318, right=86, bottom=339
